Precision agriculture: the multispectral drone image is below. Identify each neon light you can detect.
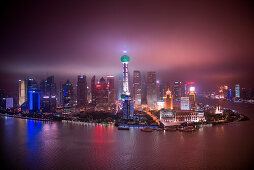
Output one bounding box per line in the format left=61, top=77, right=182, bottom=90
left=29, top=91, right=33, bottom=110
left=190, top=87, right=195, bottom=92
left=38, top=93, right=40, bottom=110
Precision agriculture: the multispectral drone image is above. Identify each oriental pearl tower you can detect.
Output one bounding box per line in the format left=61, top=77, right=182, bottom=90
left=121, top=53, right=130, bottom=96
left=120, top=52, right=133, bottom=120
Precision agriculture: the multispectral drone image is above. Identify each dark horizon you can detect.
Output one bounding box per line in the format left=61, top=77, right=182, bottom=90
left=1, top=0, right=254, bottom=95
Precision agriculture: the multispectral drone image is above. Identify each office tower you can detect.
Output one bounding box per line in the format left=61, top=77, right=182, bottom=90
left=5, top=97, right=13, bottom=109
left=164, top=89, right=173, bottom=110
left=95, top=77, right=109, bottom=111
left=235, top=84, right=240, bottom=98
left=62, top=80, right=74, bottom=107
left=121, top=53, right=134, bottom=119
left=181, top=97, right=190, bottom=110
left=28, top=90, right=40, bottom=112
left=188, top=86, right=196, bottom=109
left=107, top=75, right=116, bottom=107
left=173, top=81, right=182, bottom=101
left=0, top=90, right=5, bottom=110
left=133, top=71, right=142, bottom=106
left=147, top=72, right=157, bottom=107
left=241, top=88, right=249, bottom=100
left=77, top=75, right=87, bottom=108
left=19, top=80, right=27, bottom=106
left=227, top=89, right=233, bottom=100
left=40, top=76, right=56, bottom=113
left=19, top=78, right=40, bottom=112
left=91, top=75, right=96, bottom=105
left=156, top=80, right=161, bottom=101
left=185, top=81, right=195, bottom=96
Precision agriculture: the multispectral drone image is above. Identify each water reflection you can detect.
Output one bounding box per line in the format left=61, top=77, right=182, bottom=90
left=1, top=109, right=254, bottom=170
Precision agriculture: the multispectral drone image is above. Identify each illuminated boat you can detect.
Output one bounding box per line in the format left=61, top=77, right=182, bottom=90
left=118, top=127, right=130, bottom=130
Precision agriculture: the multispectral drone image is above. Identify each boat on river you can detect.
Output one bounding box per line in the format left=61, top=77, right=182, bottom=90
left=118, top=127, right=130, bottom=130
left=141, top=127, right=153, bottom=132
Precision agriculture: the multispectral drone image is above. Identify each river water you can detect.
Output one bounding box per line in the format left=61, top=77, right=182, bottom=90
left=1, top=100, right=254, bottom=169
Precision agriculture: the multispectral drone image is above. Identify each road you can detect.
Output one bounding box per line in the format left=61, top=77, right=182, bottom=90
left=144, top=110, right=160, bottom=124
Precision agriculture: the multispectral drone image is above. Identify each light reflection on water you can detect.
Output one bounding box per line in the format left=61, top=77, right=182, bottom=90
left=1, top=104, right=254, bottom=169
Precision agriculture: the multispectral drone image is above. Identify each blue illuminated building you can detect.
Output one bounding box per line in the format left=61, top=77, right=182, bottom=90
left=19, top=78, right=41, bottom=113
left=227, top=89, right=233, bottom=100
left=235, top=84, right=240, bottom=98
left=28, top=90, right=40, bottom=112
left=122, top=95, right=134, bottom=119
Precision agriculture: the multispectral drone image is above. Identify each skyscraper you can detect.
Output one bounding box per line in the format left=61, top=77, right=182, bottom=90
left=133, top=70, right=142, bottom=106
left=19, top=79, right=27, bottom=106
left=235, top=84, right=240, bottom=98
left=146, top=72, right=157, bottom=108
left=173, top=81, right=182, bottom=101
left=77, top=75, right=87, bottom=108
left=121, top=53, right=133, bottom=119
left=227, top=89, right=233, bottom=100
left=19, top=78, right=40, bottom=112
left=95, top=77, right=109, bottom=111
left=62, top=80, right=74, bottom=108
left=91, top=75, right=96, bottom=105
left=40, top=76, right=56, bottom=113
left=107, top=75, right=115, bottom=107
left=188, top=86, right=196, bottom=110
left=180, top=97, right=190, bottom=110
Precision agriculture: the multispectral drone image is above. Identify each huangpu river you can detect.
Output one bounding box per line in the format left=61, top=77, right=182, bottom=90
left=1, top=100, right=254, bottom=169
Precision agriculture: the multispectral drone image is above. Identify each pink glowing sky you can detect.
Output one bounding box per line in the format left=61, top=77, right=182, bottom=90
left=1, top=0, right=254, bottom=92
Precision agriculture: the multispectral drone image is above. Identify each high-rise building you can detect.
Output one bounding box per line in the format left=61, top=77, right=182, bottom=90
left=40, top=76, right=56, bottom=113
left=188, top=86, right=196, bottom=109
left=227, top=89, right=233, bottom=100
left=173, top=81, right=182, bottom=101
left=107, top=75, right=115, bottom=107
left=164, top=89, right=173, bottom=110
left=133, top=71, right=142, bottom=106
left=241, top=88, right=249, bottom=100
left=95, top=77, right=109, bottom=111
left=5, top=97, right=13, bottom=109
left=62, top=80, right=74, bottom=108
left=91, top=76, right=96, bottom=105
left=180, top=97, right=190, bottom=110
left=19, top=78, right=40, bottom=112
left=141, top=74, right=147, bottom=104
left=19, top=80, right=27, bottom=106
left=185, top=81, right=195, bottom=96
left=235, top=84, right=240, bottom=98
left=0, top=90, right=5, bottom=110
left=121, top=53, right=133, bottom=119
left=77, top=75, right=87, bottom=107
left=28, top=90, right=40, bottom=112
left=147, top=72, right=157, bottom=108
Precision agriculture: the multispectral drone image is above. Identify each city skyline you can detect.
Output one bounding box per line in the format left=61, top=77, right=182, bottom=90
left=1, top=0, right=254, bottom=94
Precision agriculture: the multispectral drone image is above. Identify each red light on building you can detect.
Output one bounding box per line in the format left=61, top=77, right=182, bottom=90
left=96, top=84, right=101, bottom=88
left=186, top=81, right=195, bottom=85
